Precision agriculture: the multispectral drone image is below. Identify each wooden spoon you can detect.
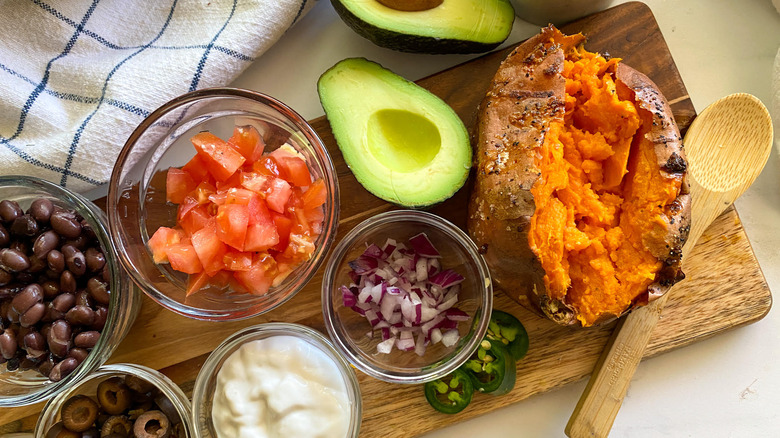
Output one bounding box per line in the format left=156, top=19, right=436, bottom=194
left=566, top=93, right=774, bottom=438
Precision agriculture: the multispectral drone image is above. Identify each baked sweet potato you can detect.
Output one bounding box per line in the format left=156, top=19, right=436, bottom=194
left=468, top=26, right=690, bottom=327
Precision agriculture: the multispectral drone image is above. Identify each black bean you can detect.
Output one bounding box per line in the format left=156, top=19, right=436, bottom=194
left=49, top=357, right=78, bottom=381
left=0, top=200, right=23, bottom=223
left=60, top=270, right=77, bottom=294
left=0, top=248, right=30, bottom=272
left=28, top=255, right=46, bottom=273
left=74, top=330, right=100, bottom=349
left=52, top=293, right=76, bottom=313
left=33, top=230, right=60, bottom=259
left=23, top=331, right=47, bottom=357
left=47, top=320, right=72, bottom=358
left=41, top=280, right=60, bottom=299
left=0, top=269, right=12, bottom=286
left=68, top=347, right=89, bottom=364
left=6, top=303, right=19, bottom=324
left=66, top=305, right=95, bottom=326
left=62, top=245, right=87, bottom=277
left=38, top=354, right=55, bottom=376
left=85, top=248, right=106, bottom=272
left=29, top=198, right=54, bottom=223
left=11, top=283, right=43, bottom=314
left=50, top=211, right=82, bottom=239
left=87, top=277, right=110, bottom=305
left=101, top=264, right=110, bottom=283
left=92, top=306, right=108, bottom=331
left=0, top=224, right=8, bottom=247
left=39, top=323, right=51, bottom=339
left=15, top=271, right=34, bottom=285
left=10, top=214, right=39, bottom=237
left=47, top=250, right=65, bottom=273
left=43, top=302, right=64, bottom=323
left=0, top=328, right=18, bottom=359
left=20, top=302, right=46, bottom=327
left=77, top=290, right=94, bottom=308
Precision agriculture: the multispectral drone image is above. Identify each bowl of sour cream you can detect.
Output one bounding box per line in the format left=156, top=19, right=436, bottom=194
left=191, top=323, right=361, bottom=437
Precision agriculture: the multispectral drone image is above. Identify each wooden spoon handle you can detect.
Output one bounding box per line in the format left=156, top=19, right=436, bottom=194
left=565, top=292, right=670, bottom=437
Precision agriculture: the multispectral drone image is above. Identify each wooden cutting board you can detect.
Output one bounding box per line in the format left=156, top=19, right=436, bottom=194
left=0, top=2, right=772, bottom=436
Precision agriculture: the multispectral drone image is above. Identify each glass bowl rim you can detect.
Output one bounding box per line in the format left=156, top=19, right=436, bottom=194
left=106, top=87, right=340, bottom=321
left=321, top=209, right=493, bottom=384
left=190, top=322, right=362, bottom=438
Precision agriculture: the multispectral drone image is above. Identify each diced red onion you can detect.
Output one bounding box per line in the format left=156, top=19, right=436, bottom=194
left=341, top=234, right=468, bottom=356
left=409, top=233, right=441, bottom=258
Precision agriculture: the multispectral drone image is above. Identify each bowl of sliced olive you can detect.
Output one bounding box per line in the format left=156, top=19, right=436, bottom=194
left=35, top=363, right=194, bottom=438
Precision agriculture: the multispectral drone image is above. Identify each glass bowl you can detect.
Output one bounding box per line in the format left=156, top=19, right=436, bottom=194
left=322, top=210, right=493, bottom=384
left=0, top=176, right=141, bottom=407
left=191, top=323, right=361, bottom=437
left=35, top=363, right=194, bottom=437
left=107, top=88, right=339, bottom=321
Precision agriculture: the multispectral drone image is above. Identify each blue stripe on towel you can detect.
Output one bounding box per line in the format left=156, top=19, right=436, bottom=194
left=188, top=0, right=238, bottom=92
left=34, top=0, right=253, bottom=62
left=60, top=0, right=179, bottom=186
left=293, top=0, right=308, bottom=24
left=2, top=0, right=100, bottom=145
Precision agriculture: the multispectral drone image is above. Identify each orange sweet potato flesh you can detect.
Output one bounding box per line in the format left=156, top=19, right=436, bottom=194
left=468, top=26, right=691, bottom=327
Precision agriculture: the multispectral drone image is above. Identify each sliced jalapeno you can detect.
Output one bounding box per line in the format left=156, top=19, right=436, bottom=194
left=462, top=338, right=516, bottom=395
left=424, top=368, right=474, bottom=414
left=486, top=309, right=529, bottom=360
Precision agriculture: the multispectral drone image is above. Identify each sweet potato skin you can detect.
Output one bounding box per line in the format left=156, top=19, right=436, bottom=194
left=467, top=26, right=690, bottom=326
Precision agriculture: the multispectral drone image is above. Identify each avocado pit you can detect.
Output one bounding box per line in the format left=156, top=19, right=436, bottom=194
left=376, top=0, right=443, bottom=11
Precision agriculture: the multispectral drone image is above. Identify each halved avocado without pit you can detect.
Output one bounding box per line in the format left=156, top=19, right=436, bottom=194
left=317, top=58, right=471, bottom=207
left=331, top=0, right=515, bottom=54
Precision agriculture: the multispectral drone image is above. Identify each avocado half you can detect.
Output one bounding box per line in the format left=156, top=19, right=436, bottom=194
left=331, top=0, right=515, bottom=54
left=318, top=58, right=471, bottom=207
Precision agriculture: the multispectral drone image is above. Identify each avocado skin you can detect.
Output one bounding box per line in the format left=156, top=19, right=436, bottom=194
left=331, top=0, right=507, bottom=54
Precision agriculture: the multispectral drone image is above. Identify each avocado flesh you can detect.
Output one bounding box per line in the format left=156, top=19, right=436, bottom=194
left=332, top=0, right=515, bottom=54
left=318, top=58, right=471, bottom=207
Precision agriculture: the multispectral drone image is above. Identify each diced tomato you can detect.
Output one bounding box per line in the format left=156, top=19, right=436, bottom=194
left=216, top=170, right=243, bottom=192
left=223, top=250, right=253, bottom=271
left=266, top=178, right=292, bottom=213
left=179, top=204, right=211, bottom=236
left=244, top=223, right=279, bottom=252
left=233, top=253, right=277, bottom=295
left=191, top=132, right=246, bottom=181
left=191, top=220, right=227, bottom=275
left=192, top=181, right=217, bottom=204
left=186, top=271, right=210, bottom=297
left=276, top=156, right=311, bottom=187
left=155, top=126, right=326, bottom=297
left=166, top=242, right=203, bottom=274
left=166, top=168, right=197, bottom=204
left=240, top=172, right=270, bottom=194
left=302, top=179, right=327, bottom=210
left=216, top=204, right=249, bottom=250
left=147, top=227, right=183, bottom=263
left=304, top=207, right=324, bottom=235
left=228, top=125, right=265, bottom=164
left=181, top=154, right=210, bottom=181
left=252, top=156, right=282, bottom=178
left=247, top=196, right=272, bottom=226
left=225, top=188, right=254, bottom=206
left=271, top=213, right=293, bottom=252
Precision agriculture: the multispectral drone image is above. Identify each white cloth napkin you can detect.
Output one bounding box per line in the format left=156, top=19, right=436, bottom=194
left=774, top=0, right=780, bottom=152
left=0, top=0, right=315, bottom=192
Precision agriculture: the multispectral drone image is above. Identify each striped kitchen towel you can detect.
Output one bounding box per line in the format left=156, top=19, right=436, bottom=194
left=0, top=0, right=315, bottom=192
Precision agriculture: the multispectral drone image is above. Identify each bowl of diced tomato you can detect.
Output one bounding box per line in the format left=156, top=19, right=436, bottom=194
left=107, top=88, right=339, bottom=321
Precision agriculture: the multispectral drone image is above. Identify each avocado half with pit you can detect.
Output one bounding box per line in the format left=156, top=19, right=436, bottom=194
left=317, top=58, right=471, bottom=207
left=331, top=0, right=515, bottom=54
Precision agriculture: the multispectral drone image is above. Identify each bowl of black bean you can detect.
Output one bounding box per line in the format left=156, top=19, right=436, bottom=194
left=0, top=176, right=142, bottom=407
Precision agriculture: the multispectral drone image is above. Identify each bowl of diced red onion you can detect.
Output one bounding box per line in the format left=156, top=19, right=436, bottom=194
left=321, top=210, right=493, bottom=384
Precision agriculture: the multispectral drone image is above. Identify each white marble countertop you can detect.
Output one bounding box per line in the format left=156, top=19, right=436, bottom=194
left=231, top=1, right=780, bottom=436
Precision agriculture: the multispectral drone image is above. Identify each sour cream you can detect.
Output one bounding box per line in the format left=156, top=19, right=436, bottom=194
left=212, top=335, right=352, bottom=438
